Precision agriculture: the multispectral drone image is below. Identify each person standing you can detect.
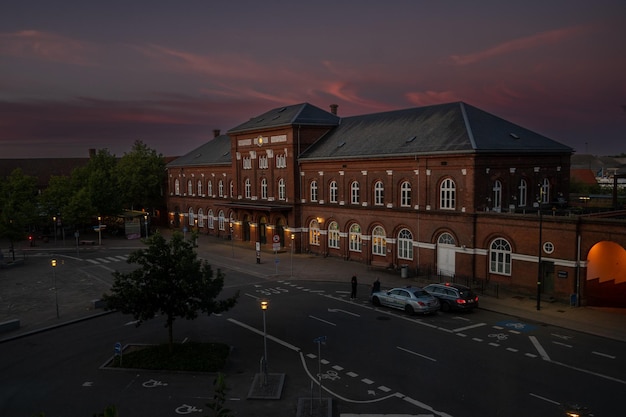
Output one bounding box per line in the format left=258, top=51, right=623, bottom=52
left=371, top=277, right=381, bottom=294
left=351, top=275, right=358, bottom=300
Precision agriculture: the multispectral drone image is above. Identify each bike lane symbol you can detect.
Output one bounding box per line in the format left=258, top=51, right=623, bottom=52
left=175, top=404, right=203, bottom=414
left=142, top=379, right=168, bottom=388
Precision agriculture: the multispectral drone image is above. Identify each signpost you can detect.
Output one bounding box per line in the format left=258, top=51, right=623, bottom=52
left=272, top=235, right=280, bottom=274
left=114, top=342, right=122, bottom=366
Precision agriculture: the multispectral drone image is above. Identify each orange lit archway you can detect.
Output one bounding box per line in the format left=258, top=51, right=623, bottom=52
left=586, top=241, right=626, bottom=307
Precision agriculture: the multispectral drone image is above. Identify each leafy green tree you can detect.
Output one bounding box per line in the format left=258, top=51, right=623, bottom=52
left=0, top=169, right=39, bottom=253
left=103, top=232, right=239, bottom=352
left=115, top=140, right=166, bottom=211
left=83, top=149, right=122, bottom=216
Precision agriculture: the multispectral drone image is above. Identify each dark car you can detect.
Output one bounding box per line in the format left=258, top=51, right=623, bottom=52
left=423, top=283, right=479, bottom=312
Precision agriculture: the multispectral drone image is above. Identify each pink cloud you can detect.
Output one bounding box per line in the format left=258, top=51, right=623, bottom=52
left=0, top=30, right=94, bottom=66
left=405, top=91, right=461, bottom=107
left=450, top=25, right=590, bottom=66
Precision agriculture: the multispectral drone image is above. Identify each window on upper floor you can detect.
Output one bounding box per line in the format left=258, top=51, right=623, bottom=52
left=197, top=180, right=203, bottom=196
left=351, top=181, right=360, bottom=205
left=187, top=180, right=193, bottom=196
left=174, top=179, right=180, bottom=195
left=329, top=181, right=338, bottom=203
left=540, top=178, right=550, bottom=204
left=230, top=180, right=234, bottom=198
left=243, top=157, right=252, bottom=169
left=374, top=181, right=384, bottom=206
left=310, top=181, right=318, bottom=202
left=519, top=179, right=527, bottom=207
left=208, top=180, right=213, bottom=197
left=278, top=178, right=286, bottom=200
left=259, top=155, right=268, bottom=169
left=261, top=178, right=268, bottom=199
left=400, top=181, right=411, bottom=207
left=218, top=180, right=224, bottom=197
left=493, top=180, right=502, bottom=212
left=245, top=178, right=251, bottom=199
left=490, top=238, right=511, bottom=275
left=440, top=178, right=456, bottom=210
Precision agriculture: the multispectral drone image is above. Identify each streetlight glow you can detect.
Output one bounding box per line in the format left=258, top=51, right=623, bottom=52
left=51, top=258, right=59, bottom=318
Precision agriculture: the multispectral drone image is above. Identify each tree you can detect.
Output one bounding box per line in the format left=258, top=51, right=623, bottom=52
left=83, top=149, right=122, bottom=216
left=0, top=168, right=39, bottom=254
left=103, top=232, right=239, bottom=351
left=115, top=140, right=166, bottom=211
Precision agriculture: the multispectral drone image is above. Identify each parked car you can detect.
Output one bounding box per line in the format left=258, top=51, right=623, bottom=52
left=423, top=283, right=479, bottom=312
left=370, top=286, right=440, bottom=315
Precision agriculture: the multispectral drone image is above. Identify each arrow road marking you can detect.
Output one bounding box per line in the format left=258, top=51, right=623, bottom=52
left=327, top=308, right=360, bottom=317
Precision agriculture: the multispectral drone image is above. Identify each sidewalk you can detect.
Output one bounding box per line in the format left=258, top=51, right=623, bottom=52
left=1, top=229, right=625, bottom=343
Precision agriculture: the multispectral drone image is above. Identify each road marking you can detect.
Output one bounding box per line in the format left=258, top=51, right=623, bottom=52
left=453, top=322, right=486, bottom=332
left=362, top=378, right=374, bottom=385
left=592, top=351, right=616, bottom=359
left=506, top=347, right=519, bottom=353
left=397, top=346, right=437, bottom=362
left=328, top=308, right=360, bottom=317
left=309, top=315, right=337, bottom=326
left=227, top=318, right=300, bottom=352
left=552, top=341, right=572, bottom=348
left=529, top=336, right=551, bottom=361
left=332, top=364, right=344, bottom=371
left=472, top=337, right=483, bottom=342
left=86, top=259, right=99, bottom=264
left=346, top=371, right=359, bottom=377
left=529, top=392, right=560, bottom=405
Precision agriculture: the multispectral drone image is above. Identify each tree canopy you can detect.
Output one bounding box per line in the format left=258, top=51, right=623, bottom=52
left=102, top=232, right=239, bottom=351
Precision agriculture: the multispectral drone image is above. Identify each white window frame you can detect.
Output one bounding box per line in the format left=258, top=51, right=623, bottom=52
left=261, top=178, right=268, bottom=199
left=400, top=181, right=411, bottom=207
left=278, top=178, right=286, bottom=200
left=349, top=223, right=362, bottom=252
left=490, top=238, right=512, bottom=275
left=245, top=178, right=251, bottom=199
left=351, top=181, right=360, bottom=205
left=329, top=181, right=338, bottom=203
left=309, top=219, right=320, bottom=246
left=328, top=221, right=340, bottom=249
left=440, top=178, right=456, bottom=210
left=310, top=180, right=318, bottom=202
left=519, top=179, right=527, bottom=207
left=372, top=226, right=386, bottom=256
left=374, top=181, right=384, bottom=206
left=398, top=228, right=413, bottom=260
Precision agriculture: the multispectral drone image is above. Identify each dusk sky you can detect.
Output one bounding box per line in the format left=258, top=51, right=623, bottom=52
left=1, top=0, right=625, bottom=159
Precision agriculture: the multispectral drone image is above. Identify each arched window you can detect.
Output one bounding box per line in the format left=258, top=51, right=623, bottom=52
left=218, top=180, right=224, bottom=197
left=310, top=180, right=318, bottom=202
left=261, top=178, right=268, bottom=199
left=493, top=180, right=502, bottom=212
left=229, top=180, right=234, bottom=198
left=438, top=232, right=456, bottom=245
left=278, top=178, right=286, bottom=200
left=541, top=178, right=550, bottom=204
left=309, top=219, right=320, bottom=246
left=490, top=238, right=512, bottom=275
left=218, top=210, right=226, bottom=231
left=197, top=180, right=203, bottom=196
left=372, top=226, right=386, bottom=256
left=351, top=181, right=360, bottom=205
left=440, top=178, right=456, bottom=210
left=374, top=181, right=384, bottom=206
left=174, top=178, right=180, bottom=195
left=398, top=228, right=413, bottom=260
left=245, top=178, right=251, bottom=199
left=197, top=208, right=204, bottom=227
left=188, top=207, right=195, bottom=226
left=329, top=180, right=338, bottom=203
left=349, top=223, right=362, bottom=252
left=208, top=209, right=214, bottom=229
left=328, top=221, right=340, bottom=249
left=187, top=180, right=193, bottom=196
left=207, top=180, right=213, bottom=197
left=519, top=179, right=527, bottom=207
left=400, top=181, right=411, bottom=207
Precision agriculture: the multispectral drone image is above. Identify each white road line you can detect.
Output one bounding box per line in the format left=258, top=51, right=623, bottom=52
left=85, top=259, right=99, bottom=264
left=552, top=341, right=572, bottom=348
left=592, top=351, right=616, bottom=359
left=472, top=338, right=483, bottom=342
left=309, top=315, right=337, bottom=326
left=96, top=258, right=111, bottom=263
left=226, top=318, right=300, bottom=352
left=396, top=346, right=437, bottom=362
left=244, top=293, right=259, bottom=300
left=453, top=322, right=486, bottom=332
left=529, top=392, right=561, bottom=405
left=529, top=336, right=551, bottom=361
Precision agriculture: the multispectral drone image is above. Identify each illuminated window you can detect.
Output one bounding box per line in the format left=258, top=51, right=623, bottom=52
left=372, top=226, right=386, bottom=256
left=349, top=223, right=362, bottom=252
left=309, top=219, right=320, bottom=246
left=328, top=221, right=340, bottom=249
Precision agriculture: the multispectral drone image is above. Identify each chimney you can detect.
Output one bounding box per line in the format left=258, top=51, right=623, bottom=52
left=213, top=129, right=221, bottom=138
left=330, top=104, right=338, bottom=115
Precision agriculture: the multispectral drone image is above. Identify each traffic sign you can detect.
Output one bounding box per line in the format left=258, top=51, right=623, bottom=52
left=272, top=234, right=280, bottom=243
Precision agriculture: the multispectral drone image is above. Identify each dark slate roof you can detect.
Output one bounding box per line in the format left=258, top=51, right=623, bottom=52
left=227, top=103, right=339, bottom=134
left=166, top=135, right=231, bottom=167
left=300, top=102, right=573, bottom=160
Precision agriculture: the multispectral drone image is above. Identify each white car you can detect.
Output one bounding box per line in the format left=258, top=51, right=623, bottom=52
left=370, top=286, right=440, bottom=315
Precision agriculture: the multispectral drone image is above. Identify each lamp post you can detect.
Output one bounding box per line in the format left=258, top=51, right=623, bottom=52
left=51, top=259, right=59, bottom=318
left=144, top=214, right=149, bottom=238
left=260, top=300, right=269, bottom=385
left=97, top=216, right=102, bottom=245
left=53, top=216, right=57, bottom=246
left=290, top=234, right=295, bottom=278
left=314, top=335, right=327, bottom=406
left=537, top=208, right=543, bottom=311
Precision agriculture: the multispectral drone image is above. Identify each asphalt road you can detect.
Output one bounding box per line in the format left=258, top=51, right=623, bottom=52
left=1, top=263, right=623, bottom=417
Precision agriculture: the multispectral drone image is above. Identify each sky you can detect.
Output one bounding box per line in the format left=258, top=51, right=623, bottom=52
left=1, top=0, right=625, bottom=159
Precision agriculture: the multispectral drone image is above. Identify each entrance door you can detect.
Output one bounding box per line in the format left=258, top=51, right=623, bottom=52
left=437, top=233, right=456, bottom=278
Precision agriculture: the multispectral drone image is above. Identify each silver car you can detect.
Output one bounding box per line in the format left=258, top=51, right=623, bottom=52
left=370, top=286, right=440, bottom=315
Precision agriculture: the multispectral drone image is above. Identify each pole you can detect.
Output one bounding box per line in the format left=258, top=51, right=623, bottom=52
left=537, top=209, right=542, bottom=311
left=290, top=234, right=294, bottom=278
left=144, top=215, right=149, bottom=238
left=98, top=216, right=102, bottom=245
left=230, top=222, right=234, bottom=258
left=261, top=300, right=269, bottom=385
left=51, top=259, right=59, bottom=318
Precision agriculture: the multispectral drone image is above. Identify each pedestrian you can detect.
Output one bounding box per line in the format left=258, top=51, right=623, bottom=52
left=371, top=277, right=381, bottom=294
left=350, top=274, right=358, bottom=300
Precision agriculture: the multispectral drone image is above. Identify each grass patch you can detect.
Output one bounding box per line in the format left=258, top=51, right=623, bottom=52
left=110, top=342, right=230, bottom=372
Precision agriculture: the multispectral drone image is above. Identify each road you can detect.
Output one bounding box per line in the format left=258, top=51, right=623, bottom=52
left=0, top=250, right=623, bottom=416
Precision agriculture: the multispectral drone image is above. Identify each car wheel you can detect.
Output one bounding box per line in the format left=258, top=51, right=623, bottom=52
left=441, top=301, right=451, bottom=312
left=372, top=296, right=381, bottom=306
left=404, top=305, right=415, bottom=315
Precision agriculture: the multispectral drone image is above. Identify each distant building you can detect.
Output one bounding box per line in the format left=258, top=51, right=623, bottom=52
left=166, top=102, right=626, bottom=307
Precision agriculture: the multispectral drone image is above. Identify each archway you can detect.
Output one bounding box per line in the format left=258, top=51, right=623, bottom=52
left=586, top=241, right=626, bottom=307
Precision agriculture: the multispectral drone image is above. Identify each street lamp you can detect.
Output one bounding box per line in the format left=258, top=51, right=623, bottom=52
left=53, top=216, right=57, bottom=246
left=51, top=259, right=59, bottom=318
left=144, top=214, right=149, bottom=238
left=290, top=234, right=295, bottom=278
left=97, top=216, right=102, bottom=245
left=230, top=221, right=234, bottom=258
left=260, top=300, right=269, bottom=385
